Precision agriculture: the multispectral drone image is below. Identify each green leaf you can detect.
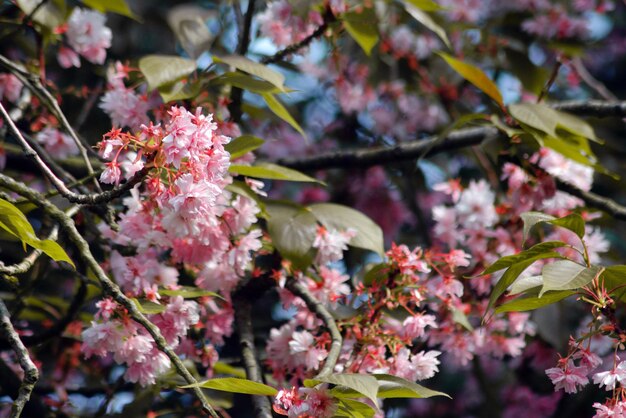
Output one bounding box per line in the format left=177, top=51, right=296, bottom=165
left=81, top=0, right=136, bottom=18
left=307, top=373, right=379, bottom=406
left=266, top=201, right=317, bottom=270
left=509, top=103, right=558, bottom=137
left=404, top=0, right=445, bottom=11
left=159, top=286, right=222, bottom=299
left=211, top=72, right=285, bottom=94
left=475, top=241, right=567, bottom=276
left=138, top=55, right=197, bottom=91
left=158, top=79, right=202, bottom=103
left=405, top=3, right=450, bottom=49
left=229, top=163, right=322, bottom=184
left=335, top=398, right=376, bottom=418
left=373, top=374, right=450, bottom=399
left=261, top=93, right=306, bottom=138
left=181, top=377, right=278, bottom=396
left=496, top=290, right=575, bottom=313
left=362, top=263, right=390, bottom=286
left=0, top=199, right=74, bottom=268
left=540, top=260, right=602, bottom=296
left=451, top=306, right=473, bottom=331
left=225, top=135, right=265, bottom=160
left=17, top=0, right=65, bottom=30
left=521, top=211, right=585, bottom=243
left=166, top=5, right=216, bottom=59
left=485, top=254, right=562, bottom=315
left=214, top=55, right=286, bottom=91
left=343, top=8, right=379, bottom=56
left=131, top=298, right=166, bottom=314
left=509, top=275, right=543, bottom=295
left=602, top=265, right=626, bottom=301
left=308, top=203, right=385, bottom=256
left=438, top=52, right=503, bottom=107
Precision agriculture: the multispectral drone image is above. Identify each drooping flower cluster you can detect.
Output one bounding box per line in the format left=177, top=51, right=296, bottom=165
left=83, top=106, right=265, bottom=385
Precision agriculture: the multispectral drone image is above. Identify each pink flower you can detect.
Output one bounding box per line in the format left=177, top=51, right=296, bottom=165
left=312, top=226, right=356, bottom=265
left=401, top=314, right=438, bottom=340
left=65, top=8, right=112, bottom=65
left=593, top=361, right=626, bottom=390
left=545, top=360, right=589, bottom=393
left=36, top=127, right=79, bottom=159
left=0, top=73, right=23, bottom=102
left=100, top=161, right=122, bottom=185
left=57, top=46, right=81, bottom=68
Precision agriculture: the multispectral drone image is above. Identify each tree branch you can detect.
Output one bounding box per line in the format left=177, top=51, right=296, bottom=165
left=260, top=8, right=335, bottom=65
left=0, top=298, right=39, bottom=418
left=0, top=173, right=218, bottom=418
left=228, top=0, right=256, bottom=123
left=0, top=101, right=148, bottom=205
left=0, top=53, right=102, bottom=191
left=233, top=297, right=273, bottom=418
left=277, top=100, right=626, bottom=171
left=285, top=278, right=342, bottom=378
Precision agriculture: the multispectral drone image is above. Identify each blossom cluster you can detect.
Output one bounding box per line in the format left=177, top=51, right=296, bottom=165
left=83, top=105, right=265, bottom=385
left=57, top=8, right=112, bottom=68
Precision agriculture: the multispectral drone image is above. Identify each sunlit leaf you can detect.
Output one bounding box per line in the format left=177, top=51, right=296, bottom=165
left=181, top=377, right=278, bottom=395
left=343, top=8, right=379, bottom=56
left=261, top=93, right=306, bottom=138
left=540, top=260, right=602, bottom=296
left=81, top=0, right=136, bottom=18
left=405, top=4, right=450, bottom=49
left=496, top=290, right=575, bottom=313
left=225, top=135, right=265, bottom=159
left=373, top=374, right=450, bottom=399
left=214, top=55, right=286, bottom=91
left=307, top=373, right=379, bottom=406
left=266, top=201, right=317, bottom=270
left=139, top=55, right=197, bottom=91
left=438, top=52, right=503, bottom=107
left=229, top=163, right=322, bottom=184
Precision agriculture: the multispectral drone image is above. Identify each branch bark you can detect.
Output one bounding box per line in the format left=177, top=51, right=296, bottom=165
left=0, top=173, right=218, bottom=417
left=0, top=101, right=148, bottom=205
left=285, top=278, right=342, bottom=378
left=233, top=298, right=273, bottom=418
left=0, top=299, right=39, bottom=418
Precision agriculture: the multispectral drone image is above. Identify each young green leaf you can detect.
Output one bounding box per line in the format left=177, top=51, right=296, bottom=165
left=308, top=203, right=385, bottom=256
left=139, top=55, right=196, bottom=91
left=181, top=377, right=278, bottom=396
left=81, top=0, right=136, bottom=18
left=540, top=260, right=602, bottom=296
left=521, top=211, right=586, bottom=242
left=373, top=374, right=450, bottom=399
left=261, top=93, right=306, bottom=138
left=131, top=298, right=166, bottom=314
left=437, top=52, right=503, bottom=107
left=159, top=286, right=223, bottom=299
left=225, top=135, right=265, bottom=159
left=343, top=8, right=379, bottom=56
left=307, top=373, right=379, bottom=406
left=451, top=306, right=474, bottom=331
left=405, top=4, right=450, bottom=49
left=266, top=201, right=317, bottom=270
left=211, top=72, right=285, bottom=94
left=475, top=241, right=566, bottom=276
left=214, top=55, right=286, bottom=91
left=335, top=399, right=376, bottom=418
left=495, top=290, right=575, bottom=313
left=509, top=275, right=543, bottom=295
left=0, top=199, right=74, bottom=268
left=404, top=0, right=445, bottom=11
left=229, top=163, right=322, bottom=184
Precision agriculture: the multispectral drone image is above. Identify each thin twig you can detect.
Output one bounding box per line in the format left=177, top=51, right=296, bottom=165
left=0, top=298, right=39, bottom=418
left=233, top=298, right=273, bottom=418
left=285, top=278, right=342, bottom=378
left=228, top=0, right=256, bottom=123
left=260, top=9, right=335, bottom=65
left=571, top=57, right=617, bottom=101
left=0, top=53, right=101, bottom=191
left=0, top=173, right=218, bottom=418
left=0, top=101, right=148, bottom=205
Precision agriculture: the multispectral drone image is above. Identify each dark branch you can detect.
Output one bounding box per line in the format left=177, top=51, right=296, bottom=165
left=554, top=178, right=626, bottom=221
left=285, top=278, right=342, bottom=378
left=233, top=298, right=273, bottom=418
left=228, top=0, right=257, bottom=123
left=0, top=299, right=39, bottom=418
left=278, top=126, right=498, bottom=171
left=260, top=8, right=335, bottom=65
left=0, top=173, right=218, bottom=417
